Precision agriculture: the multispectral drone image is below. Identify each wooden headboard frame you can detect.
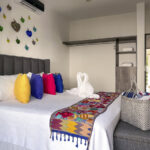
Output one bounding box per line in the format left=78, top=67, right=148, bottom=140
left=0, top=54, right=50, bottom=75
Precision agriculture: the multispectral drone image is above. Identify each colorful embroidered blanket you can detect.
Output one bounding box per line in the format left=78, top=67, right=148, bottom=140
left=50, top=92, right=120, bottom=149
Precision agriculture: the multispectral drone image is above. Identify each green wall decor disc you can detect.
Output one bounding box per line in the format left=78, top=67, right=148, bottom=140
left=7, top=38, right=10, bottom=43
left=25, top=45, right=29, bottom=50
left=0, top=25, right=3, bottom=32
left=20, top=17, right=25, bottom=23
left=16, top=38, right=20, bottom=44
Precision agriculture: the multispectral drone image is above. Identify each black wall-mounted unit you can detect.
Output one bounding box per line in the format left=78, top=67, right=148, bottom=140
left=19, top=0, right=45, bottom=13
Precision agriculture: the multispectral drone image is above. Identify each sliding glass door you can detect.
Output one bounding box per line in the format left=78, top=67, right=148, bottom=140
left=146, top=34, right=150, bottom=92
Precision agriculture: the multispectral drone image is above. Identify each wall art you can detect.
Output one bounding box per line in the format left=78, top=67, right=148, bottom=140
left=28, top=16, right=31, bottom=20
left=11, top=20, right=21, bottom=32
left=36, top=38, right=39, bottom=42
left=16, top=38, right=20, bottom=44
left=20, top=17, right=25, bottom=23
left=0, top=25, right=3, bottom=32
left=32, top=40, right=36, bottom=45
left=7, top=4, right=12, bottom=11
left=33, top=26, right=37, bottom=32
left=7, top=38, right=10, bottom=43
left=25, top=45, right=29, bottom=50
left=26, top=29, right=32, bottom=37
left=3, top=13, right=6, bottom=19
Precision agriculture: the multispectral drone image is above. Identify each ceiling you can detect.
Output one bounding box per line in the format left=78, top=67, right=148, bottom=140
left=44, top=0, right=144, bottom=20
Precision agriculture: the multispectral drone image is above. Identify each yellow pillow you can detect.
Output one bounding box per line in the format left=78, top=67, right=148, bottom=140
left=14, top=74, right=31, bottom=104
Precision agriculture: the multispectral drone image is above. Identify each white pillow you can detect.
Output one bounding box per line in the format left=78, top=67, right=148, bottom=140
left=40, top=72, right=44, bottom=76
left=27, top=72, right=32, bottom=80
left=27, top=72, right=44, bottom=80
left=0, top=74, right=18, bottom=101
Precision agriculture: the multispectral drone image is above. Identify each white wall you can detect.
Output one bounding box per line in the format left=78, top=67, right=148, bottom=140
left=70, top=12, right=137, bottom=41
left=146, top=1, right=150, bottom=33
left=0, top=0, right=70, bottom=88
left=137, top=2, right=145, bottom=92
left=146, top=10, right=150, bottom=33
left=69, top=43, right=116, bottom=92
left=69, top=12, right=137, bottom=91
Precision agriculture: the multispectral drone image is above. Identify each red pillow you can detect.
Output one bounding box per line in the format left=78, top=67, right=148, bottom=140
left=43, top=73, right=56, bottom=95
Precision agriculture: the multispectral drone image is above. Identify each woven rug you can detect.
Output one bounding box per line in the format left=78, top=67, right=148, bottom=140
left=50, top=92, right=120, bottom=149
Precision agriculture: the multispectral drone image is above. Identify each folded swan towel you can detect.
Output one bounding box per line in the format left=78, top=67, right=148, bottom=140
left=67, top=72, right=99, bottom=99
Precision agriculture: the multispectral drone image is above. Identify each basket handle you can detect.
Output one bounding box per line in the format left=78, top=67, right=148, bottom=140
left=124, top=79, right=141, bottom=99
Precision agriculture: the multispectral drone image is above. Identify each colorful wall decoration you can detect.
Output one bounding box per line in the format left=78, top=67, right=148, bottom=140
left=7, top=4, right=12, bottom=11
left=20, top=17, right=25, bottom=23
left=0, top=1, right=39, bottom=51
left=11, top=20, right=21, bottom=32
left=0, top=25, right=3, bottom=32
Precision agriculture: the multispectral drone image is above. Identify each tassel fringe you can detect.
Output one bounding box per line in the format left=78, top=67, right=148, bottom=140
left=51, top=130, right=89, bottom=149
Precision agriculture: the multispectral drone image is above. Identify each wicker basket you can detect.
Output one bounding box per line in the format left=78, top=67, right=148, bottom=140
left=121, top=96, right=150, bottom=131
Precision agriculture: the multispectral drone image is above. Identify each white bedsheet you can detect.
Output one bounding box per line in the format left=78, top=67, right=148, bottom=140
left=0, top=92, right=121, bottom=150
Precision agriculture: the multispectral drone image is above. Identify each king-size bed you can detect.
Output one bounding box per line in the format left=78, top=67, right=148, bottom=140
left=0, top=54, right=121, bottom=150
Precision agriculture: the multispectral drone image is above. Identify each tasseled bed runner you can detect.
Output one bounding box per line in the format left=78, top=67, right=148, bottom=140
left=50, top=92, right=120, bottom=149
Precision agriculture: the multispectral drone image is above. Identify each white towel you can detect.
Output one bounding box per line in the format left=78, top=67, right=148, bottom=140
left=122, top=47, right=134, bottom=52
left=67, top=72, right=99, bottom=99
left=121, top=62, right=133, bottom=67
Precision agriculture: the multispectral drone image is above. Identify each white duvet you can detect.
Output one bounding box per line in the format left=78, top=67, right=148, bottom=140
left=0, top=92, right=121, bottom=150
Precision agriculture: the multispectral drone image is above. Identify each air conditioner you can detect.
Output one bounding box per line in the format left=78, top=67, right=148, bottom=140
left=15, top=0, right=45, bottom=14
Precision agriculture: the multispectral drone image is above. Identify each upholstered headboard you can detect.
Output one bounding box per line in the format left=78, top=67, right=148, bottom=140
left=0, top=54, right=50, bottom=75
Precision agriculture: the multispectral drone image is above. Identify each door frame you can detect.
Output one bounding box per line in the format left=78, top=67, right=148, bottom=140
left=145, top=33, right=150, bottom=92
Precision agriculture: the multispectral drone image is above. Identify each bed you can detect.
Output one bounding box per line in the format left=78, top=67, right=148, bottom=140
left=0, top=54, right=121, bottom=150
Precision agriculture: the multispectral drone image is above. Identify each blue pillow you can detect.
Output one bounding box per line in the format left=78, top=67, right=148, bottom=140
left=30, top=74, right=43, bottom=99
left=53, top=73, right=64, bottom=93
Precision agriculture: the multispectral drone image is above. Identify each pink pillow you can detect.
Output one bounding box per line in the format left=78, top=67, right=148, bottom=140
left=43, top=73, right=56, bottom=95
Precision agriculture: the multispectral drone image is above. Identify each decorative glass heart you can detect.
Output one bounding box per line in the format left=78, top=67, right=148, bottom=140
left=7, top=38, right=10, bottom=43
left=36, top=38, right=39, bottom=42
left=16, top=38, right=20, bottom=44
left=3, top=14, right=6, bottom=19
left=0, top=25, right=3, bottom=32
left=28, top=16, right=31, bottom=20
left=32, top=40, right=36, bottom=45
left=25, top=45, right=29, bottom=50
left=33, top=26, right=37, bottom=32
left=11, top=20, right=21, bottom=32
left=20, top=17, right=25, bottom=23
left=26, top=30, right=32, bottom=37
left=7, top=4, right=12, bottom=11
